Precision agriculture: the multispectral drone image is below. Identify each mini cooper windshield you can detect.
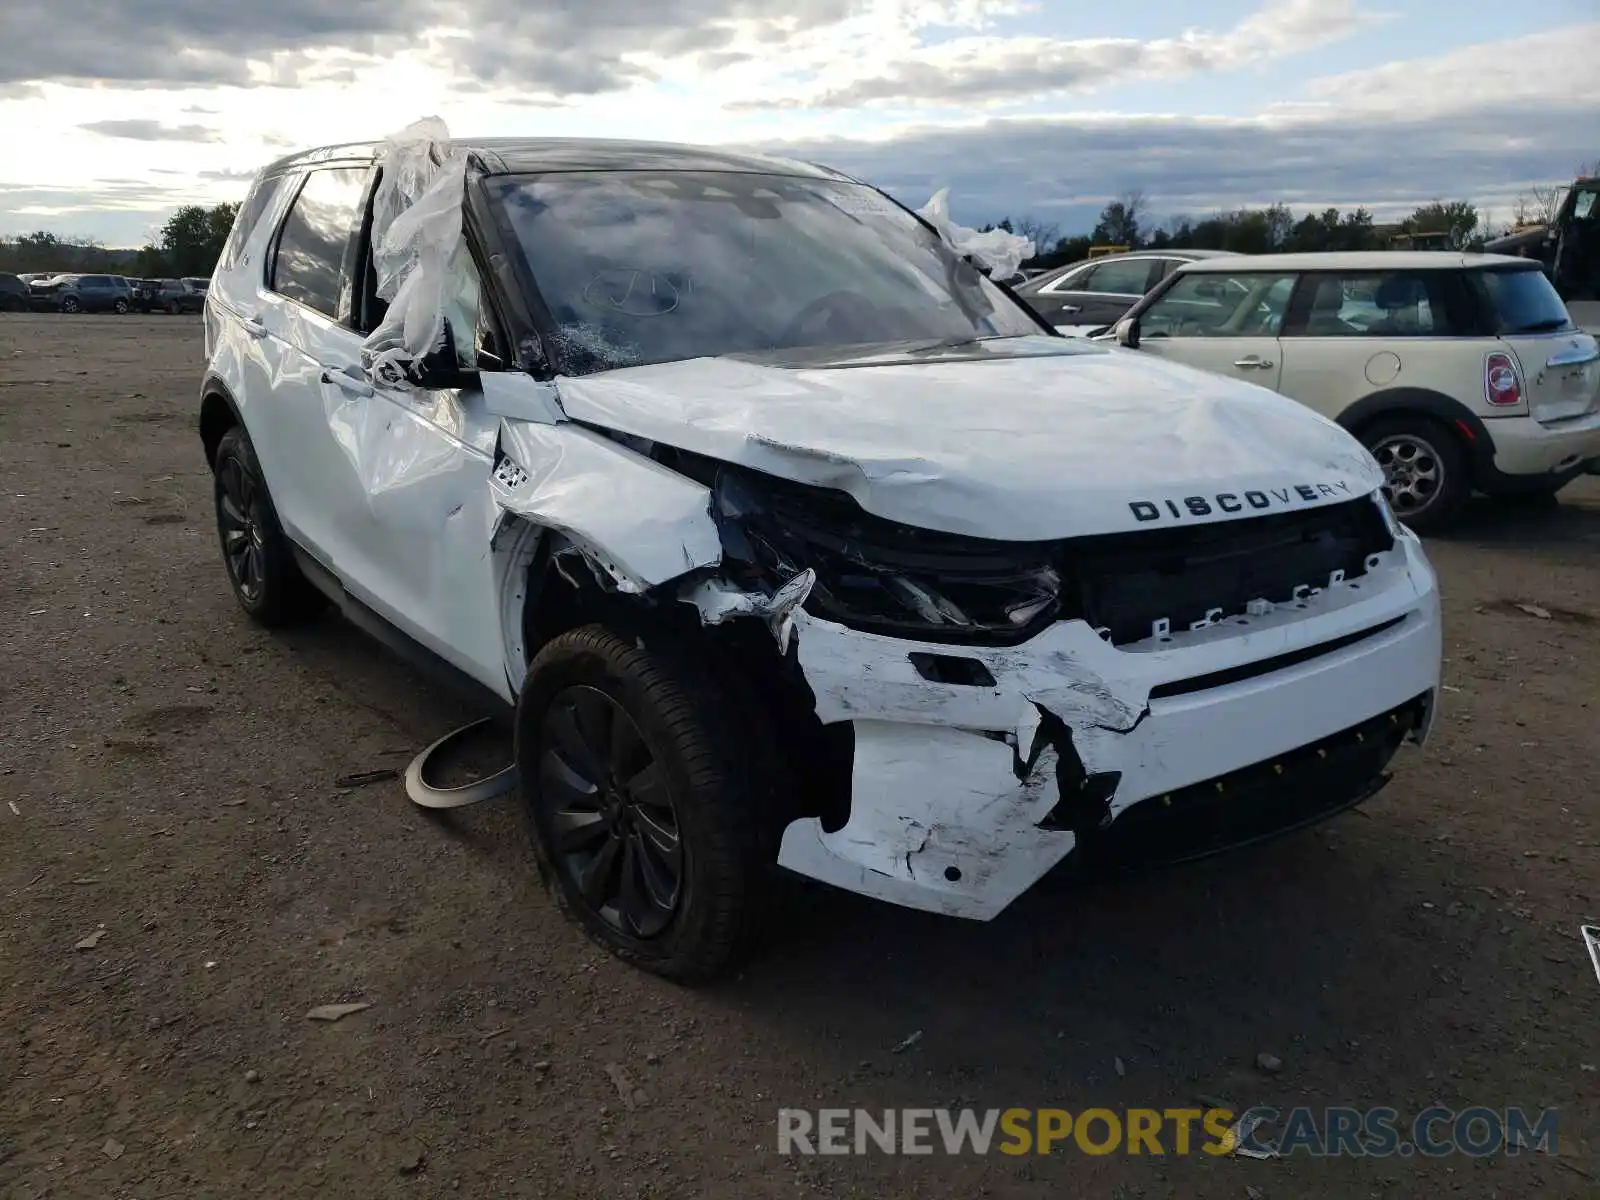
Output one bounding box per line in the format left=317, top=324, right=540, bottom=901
left=487, top=171, right=1042, bottom=374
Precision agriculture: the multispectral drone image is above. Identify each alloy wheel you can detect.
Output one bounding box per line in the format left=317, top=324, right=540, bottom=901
left=1371, top=433, right=1442, bottom=517
left=217, top=456, right=267, bottom=603
left=537, top=685, right=683, bottom=939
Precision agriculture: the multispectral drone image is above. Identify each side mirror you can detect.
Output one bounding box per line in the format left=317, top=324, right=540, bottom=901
left=405, top=320, right=479, bottom=390
left=1114, top=316, right=1140, bottom=349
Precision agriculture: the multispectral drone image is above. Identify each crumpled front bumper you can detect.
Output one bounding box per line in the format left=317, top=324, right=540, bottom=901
left=776, top=532, right=1441, bottom=919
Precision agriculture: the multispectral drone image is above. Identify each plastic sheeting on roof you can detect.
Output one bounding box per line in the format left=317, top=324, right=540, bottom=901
left=915, top=188, right=1034, bottom=281
left=361, top=117, right=470, bottom=388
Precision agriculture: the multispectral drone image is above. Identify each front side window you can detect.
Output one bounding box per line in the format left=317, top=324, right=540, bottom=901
left=1573, top=188, right=1596, bottom=221
left=488, top=171, right=1041, bottom=375
left=1080, top=258, right=1154, bottom=296
left=1141, top=272, right=1297, bottom=337
left=271, top=167, right=367, bottom=318
left=1293, top=272, right=1458, bottom=337
left=1040, top=262, right=1094, bottom=294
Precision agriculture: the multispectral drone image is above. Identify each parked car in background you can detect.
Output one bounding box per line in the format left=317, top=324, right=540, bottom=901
left=1107, top=251, right=1600, bottom=529
left=17, top=272, right=54, bottom=284
left=197, top=135, right=1441, bottom=980
left=151, top=278, right=208, bottom=313
left=1015, top=249, right=1236, bottom=334
left=29, top=273, right=133, bottom=314
left=0, top=272, right=30, bottom=311
left=130, top=279, right=162, bottom=311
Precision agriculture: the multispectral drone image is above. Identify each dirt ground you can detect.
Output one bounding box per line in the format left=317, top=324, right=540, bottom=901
left=2, top=313, right=1597, bottom=1199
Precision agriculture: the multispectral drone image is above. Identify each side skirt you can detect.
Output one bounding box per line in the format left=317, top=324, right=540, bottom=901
left=289, top=544, right=514, bottom=720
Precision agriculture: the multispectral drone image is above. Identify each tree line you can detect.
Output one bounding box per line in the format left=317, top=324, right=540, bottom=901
left=990, top=162, right=1599, bottom=271
left=987, top=196, right=1491, bottom=271
left=0, top=202, right=240, bottom=279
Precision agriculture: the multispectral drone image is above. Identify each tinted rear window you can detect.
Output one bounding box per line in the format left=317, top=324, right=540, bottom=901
left=1480, top=268, right=1574, bottom=333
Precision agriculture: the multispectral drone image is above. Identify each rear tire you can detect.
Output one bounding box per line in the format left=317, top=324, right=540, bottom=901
left=516, top=625, right=776, bottom=983
left=1361, top=415, right=1469, bottom=532
left=211, top=426, right=324, bottom=626
left=113, top=298, right=129, bottom=314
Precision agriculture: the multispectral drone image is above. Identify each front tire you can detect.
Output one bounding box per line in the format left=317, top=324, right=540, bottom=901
left=516, top=626, right=775, bottom=982
left=1362, top=415, right=1469, bottom=532
left=211, top=426, right=324, bottom=626
left=60, top=296, right=81, bottom=314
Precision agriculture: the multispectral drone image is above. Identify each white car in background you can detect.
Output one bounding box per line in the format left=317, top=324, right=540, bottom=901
left=1110, top=252, right=1600, bottom=529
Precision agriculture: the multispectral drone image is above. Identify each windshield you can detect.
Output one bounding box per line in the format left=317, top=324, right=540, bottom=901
left=1480, top=267, right=1574, bottom=333
left=487, top=171, right=1041, bottom=374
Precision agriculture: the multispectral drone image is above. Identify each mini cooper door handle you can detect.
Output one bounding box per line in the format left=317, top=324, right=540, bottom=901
left=240, top=315, right=268, bottom=338
left=321, top=369, right=374, bottom=398
left=1234, top=356, right=1274, bottom=369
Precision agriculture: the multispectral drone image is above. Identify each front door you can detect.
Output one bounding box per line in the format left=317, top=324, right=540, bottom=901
left=258, top=163, right=512, bottom=689
left=1133, top=269, right=1297, bottom=392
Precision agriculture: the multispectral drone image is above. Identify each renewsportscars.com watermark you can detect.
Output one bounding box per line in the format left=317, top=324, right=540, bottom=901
left=777, top=1106, right=1559, bottom=1158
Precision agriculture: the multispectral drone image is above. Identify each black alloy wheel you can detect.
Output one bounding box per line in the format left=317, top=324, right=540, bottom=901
left=217, top=452, right=267, bottom=606
left=536, top=685, right=684, bottom=939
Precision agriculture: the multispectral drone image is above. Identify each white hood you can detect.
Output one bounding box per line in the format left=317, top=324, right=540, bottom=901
left=552, top=336, right=1384, bottom=541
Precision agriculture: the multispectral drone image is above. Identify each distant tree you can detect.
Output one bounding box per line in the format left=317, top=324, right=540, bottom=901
left=1402, top=200, right=1479, bottom=248
left=1091, top=189, right=1147, bottom=247
left=159, top=201, right=239, bottom=277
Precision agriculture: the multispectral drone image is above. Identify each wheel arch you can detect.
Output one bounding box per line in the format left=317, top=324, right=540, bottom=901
left=198, top=377, right=244, bottom=468
left=1335, top=387, right=1491, bottom=481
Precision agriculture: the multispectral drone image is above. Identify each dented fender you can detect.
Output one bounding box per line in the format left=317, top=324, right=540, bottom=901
left=491, top=418, right=721, bottom=593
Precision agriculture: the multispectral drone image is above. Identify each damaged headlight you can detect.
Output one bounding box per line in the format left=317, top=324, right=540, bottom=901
left=711, top=468, right=1068, bottom=644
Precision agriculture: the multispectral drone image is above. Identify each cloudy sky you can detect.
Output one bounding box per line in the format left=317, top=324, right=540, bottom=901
left=3, top=0, right=1595, bottom=247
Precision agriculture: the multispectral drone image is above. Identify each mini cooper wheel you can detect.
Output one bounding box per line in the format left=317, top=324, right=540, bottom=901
left=60, top=296, right=81, bottom=314
left=1362, top=416, right=1467, bottom=532
left=517, top=626, right=773, bottom=982
left=212, top=426, right=323, bottom=626
left=113, top=298, right=130, bottom=314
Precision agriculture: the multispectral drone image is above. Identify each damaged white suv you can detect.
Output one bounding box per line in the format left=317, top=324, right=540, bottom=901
left=200, top=130, right=1442, bottom=980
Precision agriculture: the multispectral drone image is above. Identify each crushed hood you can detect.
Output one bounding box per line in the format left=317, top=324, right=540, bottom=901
left=552, top=336, right=1384, bottom=541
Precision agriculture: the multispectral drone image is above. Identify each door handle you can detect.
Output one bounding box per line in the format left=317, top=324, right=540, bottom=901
left=1058, top=304, right=1081, bottom=315
left=321, top=369, right=374, bottom=398
left=1233, top=356, right=1275, bottom=369
left=239, top=314, right=268, bottom=338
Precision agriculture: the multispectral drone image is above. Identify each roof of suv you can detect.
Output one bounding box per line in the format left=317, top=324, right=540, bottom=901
left=261, top=137, right=854, bottom=183
left=1174, top=251, right=1537, bottom=273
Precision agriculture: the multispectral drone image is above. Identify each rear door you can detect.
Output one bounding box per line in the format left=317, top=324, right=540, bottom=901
left=1132, top=269, right=1297, bottom=390
left=252, top=164, right=374, bottom=573
left=1479, top=267, right=1600, bottom=423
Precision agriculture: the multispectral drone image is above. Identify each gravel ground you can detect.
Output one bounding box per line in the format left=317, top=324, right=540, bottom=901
left=2, top=313, right=1597, bottom=1198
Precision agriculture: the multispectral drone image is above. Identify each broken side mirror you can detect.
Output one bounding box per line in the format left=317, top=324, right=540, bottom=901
left=407, top=319, right=480, bottom=390
left=1114, top=316, right=1141, bottom=349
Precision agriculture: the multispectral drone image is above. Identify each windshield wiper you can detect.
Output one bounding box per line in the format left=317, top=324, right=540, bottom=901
left=1506, top=318, right=1572, bottom=333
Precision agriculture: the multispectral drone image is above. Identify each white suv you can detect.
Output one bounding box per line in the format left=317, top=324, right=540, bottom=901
left=198, top=135, right=1441, bottom=980
left=1110, top=252, right=1600, bottom=529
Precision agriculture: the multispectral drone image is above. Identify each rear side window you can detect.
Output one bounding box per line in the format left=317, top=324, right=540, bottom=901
left=1290, top=271, right=1460, bottom=337
left=219, top=174, right=283, bottom=273
left=1479, top=268, right=1574, bottom=334
left=1081, top=258, right=1155, bottom=296
left=270, top=167, right=367, bottom=318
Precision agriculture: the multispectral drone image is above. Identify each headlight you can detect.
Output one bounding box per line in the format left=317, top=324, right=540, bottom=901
left=711, top=468, right=1067, bottom=644
left=1373, top=487, right=1407, bottom=539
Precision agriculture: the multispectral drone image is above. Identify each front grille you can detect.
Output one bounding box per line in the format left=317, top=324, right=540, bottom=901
left=718, top=468, right=1394, bottom=648
left=1064, top=499, right=1395, bottom=646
